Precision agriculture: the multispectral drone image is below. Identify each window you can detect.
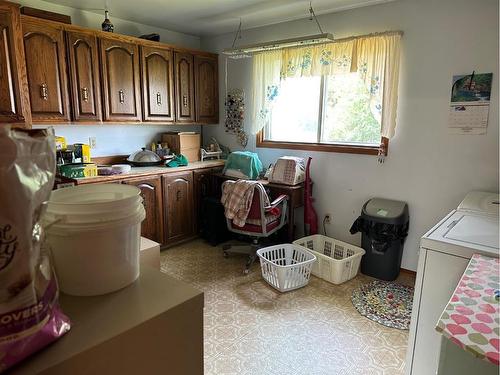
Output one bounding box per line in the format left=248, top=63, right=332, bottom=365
left=252, top=32, right=402, bottom=156
left=261, top=73, right=384, bottom=154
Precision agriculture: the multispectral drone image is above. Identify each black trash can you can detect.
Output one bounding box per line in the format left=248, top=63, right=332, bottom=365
left=350, top=198, right=409, bottom=281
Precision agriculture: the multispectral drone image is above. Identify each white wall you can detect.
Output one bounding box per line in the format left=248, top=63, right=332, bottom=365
left=18, top=0, right=200, bottom=48
left=201, top=0, right=499, bottom=271
left=33, top=124, right=201, bottom=156
left=23, top=0, right=202, bottom=157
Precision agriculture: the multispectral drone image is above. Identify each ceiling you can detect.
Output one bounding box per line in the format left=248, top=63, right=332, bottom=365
left=44, top=0, right=395, bottom=36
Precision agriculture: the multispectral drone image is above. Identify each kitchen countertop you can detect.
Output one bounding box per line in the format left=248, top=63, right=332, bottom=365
left=435, top=253, right=500, bottom=366
left=77, top=159, right=225, bottom=184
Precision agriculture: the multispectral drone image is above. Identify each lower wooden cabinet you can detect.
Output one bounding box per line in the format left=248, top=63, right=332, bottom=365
left=123, top=176, right=163, bottom=243
left=162, top=171, right=195, bottom=245
left=93, top=167, right=221, bottom=247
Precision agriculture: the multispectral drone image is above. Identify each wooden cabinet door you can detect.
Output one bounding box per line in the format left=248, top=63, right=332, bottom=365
left=99, top=37, right=141, bottom=121
left=141, top=45, right=174, bottom=122
left=124, top=176, right=163, bottom=243
left=66, top=30, right=101, bottom=121
left=22, top=16, right=70, bottom=122
left=174, top=51, right=195, bottom=123
left=163, top=171, right=194, bottom=245
left=194, top=55, right=218, bottom=124
left=0, top=2, right=30, bottom=125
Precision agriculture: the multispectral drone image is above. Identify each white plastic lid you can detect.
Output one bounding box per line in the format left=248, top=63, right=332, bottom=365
left=457, top=191, right=499, bottom=216
left=45, top=184, right=143, bottom=224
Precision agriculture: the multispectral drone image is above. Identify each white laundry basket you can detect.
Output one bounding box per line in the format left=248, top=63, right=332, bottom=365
left=293, top=235, right=365, bottom=284
left=44, top=184, right=145, bottom=296
left=256, top=244, right=316, bottom=292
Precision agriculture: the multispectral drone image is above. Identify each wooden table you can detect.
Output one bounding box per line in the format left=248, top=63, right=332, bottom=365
left=213, top=173, right=304, bottom=242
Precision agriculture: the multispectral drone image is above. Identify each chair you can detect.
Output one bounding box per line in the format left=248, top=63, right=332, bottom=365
left=222, top=180, right=289, bottom=274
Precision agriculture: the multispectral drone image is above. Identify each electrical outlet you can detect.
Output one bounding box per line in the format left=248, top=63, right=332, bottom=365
left=89, top=137, right=97, bottom=149
left=324, top=214, right=332, bottom=224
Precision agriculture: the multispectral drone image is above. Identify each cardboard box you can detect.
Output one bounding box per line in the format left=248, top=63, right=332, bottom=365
left=162, top=132, right=201, bottom=162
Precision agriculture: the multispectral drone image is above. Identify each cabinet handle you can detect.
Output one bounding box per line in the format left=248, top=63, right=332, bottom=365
left=40, top=84, right=48, bottom=100
left=81, top=87, right=89, bottom=102
left=141, top=193, right=146, bottom=209
left=182, top=95, right=188, bottom=107
left=156, top=92, right=162, bottom=105
left=176, top=190, right=181, bottom=201
left=119, top=89, right=125, bottom=104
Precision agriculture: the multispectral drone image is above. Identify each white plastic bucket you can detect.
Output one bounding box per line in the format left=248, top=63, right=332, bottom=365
left=44, top=184, right=145, bottom=296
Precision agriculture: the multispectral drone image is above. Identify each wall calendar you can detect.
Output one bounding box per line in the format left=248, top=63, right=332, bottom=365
left=448, top=72, right=493, bottom=135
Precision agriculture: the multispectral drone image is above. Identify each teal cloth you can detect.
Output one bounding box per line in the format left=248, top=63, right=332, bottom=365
left=166, top=154, right=188, bottom=167
left=223, top=151, right=263, bottom=180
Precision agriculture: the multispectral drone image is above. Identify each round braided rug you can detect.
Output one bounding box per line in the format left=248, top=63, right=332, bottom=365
left=351, top=280, right=414, bottom=330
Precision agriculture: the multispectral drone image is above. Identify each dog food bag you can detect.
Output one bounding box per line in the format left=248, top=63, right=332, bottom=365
left=0, top=127, right=70, bottom=372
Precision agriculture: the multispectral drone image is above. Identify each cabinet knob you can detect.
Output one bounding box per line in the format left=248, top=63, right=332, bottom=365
left=40, top=84, right=48, bottom=100
left=81, top=87, right=89, bottom=102
left=182, top=95, right=188, bottom=107
left=119, top=89, right=125, bottom=104
left=156, top=92, right=162, bottom=105
left=176, top=190, right=181, bottom=201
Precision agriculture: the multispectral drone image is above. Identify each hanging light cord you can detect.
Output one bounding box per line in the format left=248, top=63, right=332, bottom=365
left=231, top=18, right=243, bottom=48
left=309, top=2, right=324, bottom=34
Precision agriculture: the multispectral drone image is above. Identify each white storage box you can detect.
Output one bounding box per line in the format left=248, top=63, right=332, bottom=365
left=293, top=235, right=365, bottom=284
left=256, top=244, right=316, bottom=292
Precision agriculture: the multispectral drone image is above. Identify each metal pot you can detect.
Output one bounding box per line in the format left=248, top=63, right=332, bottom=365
left=127, top=148, right=163, bottom=166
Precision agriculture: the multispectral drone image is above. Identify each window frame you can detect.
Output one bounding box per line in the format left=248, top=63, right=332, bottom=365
left=256, top=132, right=388, bottom=156
left=256, top=75, right=389, bottom=156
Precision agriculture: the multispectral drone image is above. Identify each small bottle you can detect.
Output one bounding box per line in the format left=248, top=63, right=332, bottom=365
left=102, top=10, right=114, bottom=32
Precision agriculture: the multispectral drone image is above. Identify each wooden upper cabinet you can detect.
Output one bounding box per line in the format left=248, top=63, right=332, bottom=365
left=99, top=36, right=141, bottom=122
left=0, top=2, right=30, bottom=125
left=174, top=51, right=195, bottom=123
left=141, top=45, right=174, bottom=122
left=22, top=16, right=70, bottom=122
left=66, top=30, right=101, bottom=121
left=194, top=55, right=218, bottom=124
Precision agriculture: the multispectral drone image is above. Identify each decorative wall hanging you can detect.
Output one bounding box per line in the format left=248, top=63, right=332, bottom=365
left=225, top=89, right=248, bottom=147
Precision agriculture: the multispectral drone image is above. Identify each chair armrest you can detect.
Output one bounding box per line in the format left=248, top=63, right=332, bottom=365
left=265, top=194, right=288, bottom=210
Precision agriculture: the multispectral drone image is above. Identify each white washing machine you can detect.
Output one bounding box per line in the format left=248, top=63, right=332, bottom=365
left=405, top=191, right=499, bottom=375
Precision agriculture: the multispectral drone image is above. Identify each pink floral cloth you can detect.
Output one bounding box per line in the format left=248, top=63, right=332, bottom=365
left=221, top=180, right=269, bottom=227
left=436, top=254, right=499, bottom=366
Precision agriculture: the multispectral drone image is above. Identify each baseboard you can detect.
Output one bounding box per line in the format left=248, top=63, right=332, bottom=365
left=400, top=268, right=417, bottom=277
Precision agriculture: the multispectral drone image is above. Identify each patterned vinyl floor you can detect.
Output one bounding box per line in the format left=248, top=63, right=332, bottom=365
left=160, top=239, right=415, bottom=375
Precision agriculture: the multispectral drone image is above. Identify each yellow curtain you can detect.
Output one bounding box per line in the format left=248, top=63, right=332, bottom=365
left=353, top=33, right=401, bottom=139
left=251, top=32, right=402, bottom=138
left=251, top=50, right=282, bottom=135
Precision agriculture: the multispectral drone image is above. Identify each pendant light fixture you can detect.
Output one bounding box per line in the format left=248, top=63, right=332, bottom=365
left=223, top=2, right=333, bottom=58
